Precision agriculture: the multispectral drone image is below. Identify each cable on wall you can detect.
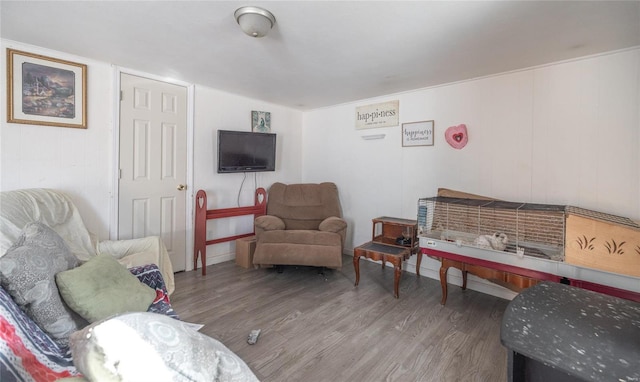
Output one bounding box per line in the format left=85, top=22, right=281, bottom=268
left=237, top=172, right=248, bottom=207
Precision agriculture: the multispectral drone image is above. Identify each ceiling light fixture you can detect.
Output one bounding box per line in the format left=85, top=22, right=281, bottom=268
left=234, top=6, right=276, bottom=38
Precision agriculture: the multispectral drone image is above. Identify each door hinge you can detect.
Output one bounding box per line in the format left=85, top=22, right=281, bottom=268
left=119, top=90, right=123, bottom=101
left=119, top=169, right=122, bottom=179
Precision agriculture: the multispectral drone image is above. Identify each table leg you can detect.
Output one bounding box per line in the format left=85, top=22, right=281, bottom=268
left=439, top=264, right=449, bottom=305
left=415, top=251, right=422, bottom=277
left=384, top=255, right=403, bottom=298
left=462, top=270, right=468, bottom=290
left=353, top=252, right=361, bottom=287
left=394, top=263, right=402, bottom=298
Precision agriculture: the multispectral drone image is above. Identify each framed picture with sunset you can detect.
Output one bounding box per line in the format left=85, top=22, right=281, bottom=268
left=6, top=48, right=87, bottom=129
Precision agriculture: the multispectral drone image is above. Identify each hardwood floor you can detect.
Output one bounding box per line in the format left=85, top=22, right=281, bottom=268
left=171, top=255, right=509, bottom=381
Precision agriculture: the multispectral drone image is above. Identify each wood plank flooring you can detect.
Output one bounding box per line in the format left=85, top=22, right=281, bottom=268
left=171, top=255, right=509, bottom=381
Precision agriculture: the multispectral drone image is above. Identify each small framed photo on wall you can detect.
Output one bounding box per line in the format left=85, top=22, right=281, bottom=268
left=252, top=110, right=271, bottom=133
left=402, top=120, right=434, bottom=147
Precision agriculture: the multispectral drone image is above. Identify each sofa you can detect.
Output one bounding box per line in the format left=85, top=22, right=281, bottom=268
left=0, top=189, right=259, bottom=381
left=252, top=182, right=347, bottom=269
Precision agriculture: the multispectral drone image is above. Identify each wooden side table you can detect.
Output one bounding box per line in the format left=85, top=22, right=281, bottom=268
left=372, top=216, right=419, bottom=257
left=354, top=242, right=412, bottom=298
left=354, top=216, right=420, bottom=298
left=372, top=216, right=421, bottom=277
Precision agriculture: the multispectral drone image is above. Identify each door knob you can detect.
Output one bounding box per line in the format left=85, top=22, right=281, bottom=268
left=177, top=184, right=187, bottom=191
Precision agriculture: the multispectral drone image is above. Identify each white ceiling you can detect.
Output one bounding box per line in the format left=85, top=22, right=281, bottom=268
left=2, top=1, right=639, bottom=110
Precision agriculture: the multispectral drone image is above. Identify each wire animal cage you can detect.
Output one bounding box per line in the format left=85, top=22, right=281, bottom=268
left=418, top=197, right=566, bottom=261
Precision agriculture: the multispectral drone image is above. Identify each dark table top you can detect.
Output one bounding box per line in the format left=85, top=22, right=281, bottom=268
left=501, top=282, right=640, bottom=382
left=355, top=241, right=410, bottom=256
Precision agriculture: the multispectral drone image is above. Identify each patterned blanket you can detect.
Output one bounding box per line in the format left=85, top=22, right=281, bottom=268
left=0, top=264, right=177, bottom=382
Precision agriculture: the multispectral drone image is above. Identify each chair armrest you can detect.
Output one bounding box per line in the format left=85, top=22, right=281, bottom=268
left=97, top=236, right=175, bottom=295
left=319, top=216, right=347, bottom=249
left=254, top=215, right=286, bottom=238
left=318, top=216, right=347, bottom=233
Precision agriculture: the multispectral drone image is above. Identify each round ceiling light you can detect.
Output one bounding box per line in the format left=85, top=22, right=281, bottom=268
left=234, top=6, right=276, bottom=38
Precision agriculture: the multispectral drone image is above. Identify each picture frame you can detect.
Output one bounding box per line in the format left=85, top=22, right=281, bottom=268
left=355, top=100, right=399, bottom=129
left=252, top=110, right=271, bottom=133
left=402, top=120, right=434, bottom=147
left=6, top=48, right=87, bottom=129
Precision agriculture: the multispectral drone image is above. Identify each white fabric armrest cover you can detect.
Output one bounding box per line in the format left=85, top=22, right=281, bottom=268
left=98, top=237, right=175, bottom=295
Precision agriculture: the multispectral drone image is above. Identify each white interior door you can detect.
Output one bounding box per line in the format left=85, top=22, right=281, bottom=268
left=119, top=73, right=187, bottom=271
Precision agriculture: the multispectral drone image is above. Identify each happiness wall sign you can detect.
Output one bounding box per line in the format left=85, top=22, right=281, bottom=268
left=355, top=100, right=399, bottom=129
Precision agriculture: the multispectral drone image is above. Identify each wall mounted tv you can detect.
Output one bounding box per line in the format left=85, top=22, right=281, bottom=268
left=217, top=130, right=276, bottom=173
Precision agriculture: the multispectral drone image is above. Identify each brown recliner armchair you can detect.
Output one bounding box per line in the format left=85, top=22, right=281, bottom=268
left=252, top=182, right=347, bottom=269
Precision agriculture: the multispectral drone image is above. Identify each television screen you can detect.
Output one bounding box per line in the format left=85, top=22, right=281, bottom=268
left=217, top=130, right=276, bottom=173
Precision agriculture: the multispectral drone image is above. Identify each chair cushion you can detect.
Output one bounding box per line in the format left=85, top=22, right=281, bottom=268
left=0, top=222, right=86, bottom=347
left=70, top=312, right=259, bottom=382
left=56, top=254, right=155, bottom=323
left=252, top=235, right=343, bottom=268
left=258, top=230, right=342, bottom=246
left=266, top=182, right=342, bottom=230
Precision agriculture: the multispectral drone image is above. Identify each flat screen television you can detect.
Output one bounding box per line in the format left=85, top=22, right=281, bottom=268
left=217, top=130, right=276, bottom=173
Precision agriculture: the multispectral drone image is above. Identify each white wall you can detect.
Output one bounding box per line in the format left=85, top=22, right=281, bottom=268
left=0, top=40, right=114, bottom=239
left=302, top=48, right=640, bottom=299
left=192, top=86, right=303, bottom=264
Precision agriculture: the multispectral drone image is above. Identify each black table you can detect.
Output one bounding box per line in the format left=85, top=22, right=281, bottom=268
left=501, top=282, right=640, bottom=381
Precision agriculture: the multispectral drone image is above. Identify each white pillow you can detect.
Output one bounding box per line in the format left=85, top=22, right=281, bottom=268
left=70, top=312, right=259, bottom=382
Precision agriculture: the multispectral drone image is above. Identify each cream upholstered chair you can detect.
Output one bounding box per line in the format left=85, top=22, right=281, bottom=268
left=0, top=188, right=175, bottom=294
left=252, top=182, right=347, bottom=269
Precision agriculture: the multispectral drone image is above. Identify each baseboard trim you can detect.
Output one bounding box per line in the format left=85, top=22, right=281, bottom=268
left=205, top=251, right=235, bottom=267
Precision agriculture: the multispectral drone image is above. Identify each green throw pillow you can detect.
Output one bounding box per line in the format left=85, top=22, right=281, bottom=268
left=56, top=254, right=155, bottom=323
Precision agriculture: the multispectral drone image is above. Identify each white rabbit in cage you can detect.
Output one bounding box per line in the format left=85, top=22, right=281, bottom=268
left=474, top=232, right=509, bottom=251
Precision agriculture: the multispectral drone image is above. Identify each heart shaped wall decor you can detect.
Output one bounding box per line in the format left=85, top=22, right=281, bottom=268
left=445, top=124, right=468, bottom=149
